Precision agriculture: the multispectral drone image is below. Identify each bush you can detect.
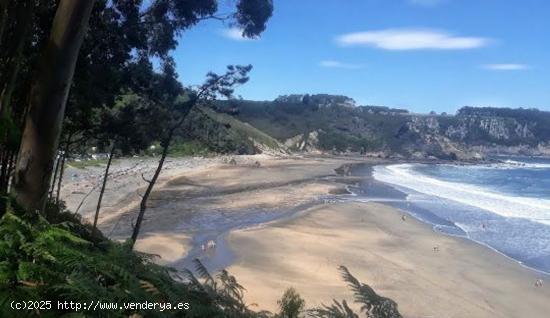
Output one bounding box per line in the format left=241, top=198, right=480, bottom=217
left=277, top=287, right=305, bottom=318
left=0, top=198, right=228, bottom=317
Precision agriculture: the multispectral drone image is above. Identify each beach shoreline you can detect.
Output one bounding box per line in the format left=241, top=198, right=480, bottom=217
left=60, top=154, right=550, bottom=317
left=227, top=200, right=550, bottom=317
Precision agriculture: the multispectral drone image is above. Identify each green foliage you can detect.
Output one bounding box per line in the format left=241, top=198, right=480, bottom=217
left=309, top=299, right=359, bottom=318
left=215, top=97, right=550, bottom=157
left=174, top=107, right=283, bottom=156
left=214, top=99, right=412, bottom=154
left=169, top=140, right=211, bottom=157
left=183, top=259, right=263, bottom=318
left=277, top=287, right=305, bottom=318
left=0, top=197, right=403, bottom=317
left=0, top=199, right=237, bottom=317
left=317, top=130, right=383, bottom=153
left=94, top=94, right=153, bottom=154
left=309, top=266, right=402, bottom=318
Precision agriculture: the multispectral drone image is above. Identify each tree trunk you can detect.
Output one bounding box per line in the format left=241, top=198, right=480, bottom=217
left=13, top=0, right=95, bottom=212
left=55, top=147, right=68, bottom=204
left=130, top=130, right=175, bottom=247
left=0, top=148, right=14, bottom=194
left=6, top=150, right=14, bottom=191
left=0, top=149, right=7, bottom=194
left=92, top=142, right=115, bottom=234
left=49, top=151, right=61, bottom=198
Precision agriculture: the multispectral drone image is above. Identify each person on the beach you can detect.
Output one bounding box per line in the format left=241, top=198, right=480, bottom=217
left=535, top=279, right=543, bottom=287
left=402, top=215, right=407, bottom=221
left=207, top=240, right=216, bottom=249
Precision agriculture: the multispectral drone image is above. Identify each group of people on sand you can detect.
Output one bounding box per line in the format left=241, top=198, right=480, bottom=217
left=201, top=240, right=216, bottom=252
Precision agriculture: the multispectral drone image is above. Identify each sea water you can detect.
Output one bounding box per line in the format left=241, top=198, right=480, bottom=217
left=363, top=157, right=550, bottom=274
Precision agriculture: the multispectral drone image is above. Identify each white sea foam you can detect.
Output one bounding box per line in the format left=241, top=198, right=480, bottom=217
left=455, top=159, right=550, bottom=170
left=373, top=164, right=550, bottom=226
left=502, top=159, right=550, bottom=169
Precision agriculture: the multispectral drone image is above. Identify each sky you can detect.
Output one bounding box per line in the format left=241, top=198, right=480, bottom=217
left=172, top=0, right=550, bottom=114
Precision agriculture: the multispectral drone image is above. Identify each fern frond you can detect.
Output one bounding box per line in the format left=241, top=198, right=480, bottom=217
left=193, top=258, right=216, bottom=288
left=139, top=279, right=160, bottom=296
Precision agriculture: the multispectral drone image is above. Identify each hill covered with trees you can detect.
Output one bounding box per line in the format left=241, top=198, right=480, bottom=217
left=215, top=96, right=550, bottom=159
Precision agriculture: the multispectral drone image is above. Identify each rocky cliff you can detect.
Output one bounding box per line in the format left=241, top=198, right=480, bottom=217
left=407, top=107, right=550, bottom=157
left=215, top=98, right=550, bottom=160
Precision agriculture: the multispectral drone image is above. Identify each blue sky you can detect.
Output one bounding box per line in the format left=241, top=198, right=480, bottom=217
left=172, top=0, right=549, bottom=114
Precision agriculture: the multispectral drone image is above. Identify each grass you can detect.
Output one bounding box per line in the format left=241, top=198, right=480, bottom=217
left=200, top=107, right=284, bottom=151
left=169, top=140, right=211, bottom=157
left=66, top=159, right=112, bottom=169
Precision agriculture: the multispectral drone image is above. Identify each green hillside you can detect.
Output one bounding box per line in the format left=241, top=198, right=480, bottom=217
left=170, top=107, right=287, bottom=156
left=214, top=95, right=550, bottom=159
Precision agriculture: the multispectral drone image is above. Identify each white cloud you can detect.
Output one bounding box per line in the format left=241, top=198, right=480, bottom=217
left=409, top=0, right=447, bottom=7
left=482, top=64, right=529, bottom=71
left=336, top=28, right=489, bottom=50
left=319, top=60, right=364, bottom=69
left=221, top=27, right=258, bottom=41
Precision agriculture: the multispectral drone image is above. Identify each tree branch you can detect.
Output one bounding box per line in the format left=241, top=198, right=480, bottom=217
left=141, top=172, right=151, bottom=183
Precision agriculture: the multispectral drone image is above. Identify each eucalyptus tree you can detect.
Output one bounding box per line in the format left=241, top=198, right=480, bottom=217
left=12, top=0, right=95, bottom=213
left=0, top=0, right=56, bottom=195
left=10, top=0, right=273, bottom=213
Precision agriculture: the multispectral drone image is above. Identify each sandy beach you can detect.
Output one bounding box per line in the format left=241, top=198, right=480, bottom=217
left=228, top=201, right=550, bottom=317
left=61, top=154, right=550, bottom=317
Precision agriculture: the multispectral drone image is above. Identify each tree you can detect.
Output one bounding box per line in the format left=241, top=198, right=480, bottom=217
left=277, top=287, right=305, bottom=318
left=10, top=0, right=273, bottom=213
left=12, top=0, right=95, bottom=212
left=130, top=64, right=252, bottom=247
left=91, top=94, right=152, bottom=235
left=0, top=0, right=54, bottom=195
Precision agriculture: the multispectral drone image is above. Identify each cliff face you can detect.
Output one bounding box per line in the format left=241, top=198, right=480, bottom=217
left=215, top=98, right=550, bottom=160
left=412, top=116, right=535, bottom=141
left=410, top=115, right=535, bottom=141
left=407, top=108, right=550, bottom=157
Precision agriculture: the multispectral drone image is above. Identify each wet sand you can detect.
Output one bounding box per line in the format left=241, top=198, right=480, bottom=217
left=62, top=155, right=359, bottom=267
left=62, top=154, right=550, bottom=317
left=228, top=201, right=550, bottom=317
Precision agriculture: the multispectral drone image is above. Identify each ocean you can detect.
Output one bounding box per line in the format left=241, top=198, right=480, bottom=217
left=349, top=157, right=550, bottom=274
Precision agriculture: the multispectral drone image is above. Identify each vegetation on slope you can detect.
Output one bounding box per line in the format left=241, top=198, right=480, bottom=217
left=215, top=99, right=416, bottom=154
left=0, top=198, right=225, bottom=317
left=215, top=97, right=550, bottom=157
left=172, top=107, right=285, bottom=156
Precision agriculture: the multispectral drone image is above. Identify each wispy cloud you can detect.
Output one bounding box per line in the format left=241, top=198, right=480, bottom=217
left=482, top=64, right=529, bottom=71
left=221, top=27, right=258, bottom=41
left=408, top=0, right=447, bottom=7
left=336, top=28, right=490, bottom=50
left=319, top=60, right=364, bottom=69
